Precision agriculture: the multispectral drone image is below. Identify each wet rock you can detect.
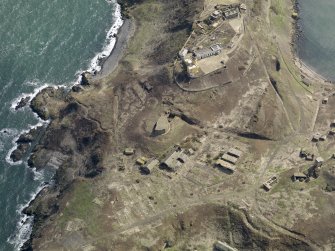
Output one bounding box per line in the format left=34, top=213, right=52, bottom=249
left=16, top=126, right=43, bottom=144
left=30, top=87, right=67, bottom=120
left=10, top=143, right=30, bottom=162
left=15, top=96, right=30, bottom=110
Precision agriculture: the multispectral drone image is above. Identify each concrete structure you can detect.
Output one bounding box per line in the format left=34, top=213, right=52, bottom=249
left=292, top=172, right=307, bottom=182
left=306, top=154, right=314, bottom=161
left=194, top=44, right=222, bottom=60
left=140, top=159, right=159, bottom=174
left=227, top=148, right=242, bottom=158
left=136, top=156, right=147, bottom=166
left=312, top=133, right=321, bottom=142
left=320, top=135, right=327, bottom=141
left=187, top=64, right=201, bottom=78
left=322, top=97, right=328, bottom=104
left=214, top=241, right=238, bottom=251
left=161, top=147, right=188, bottom=172
left=179, top=48, right=188, bottom=59
left=223, top=8, right=239, bottom=19
left=240, top=3, right=247, bottom=11
left=210, top=10, right=222, bottom=20
left=153, top=115, right=170, bottom=136
left=263, top=176, right=278, bottom=191
left=124, top=148, right=135, bottom=156
left=216, top=159, right=236, bottom=173
left=315, top=157, right=324, bottom=167
left=221, top=153, right=238, bottom=164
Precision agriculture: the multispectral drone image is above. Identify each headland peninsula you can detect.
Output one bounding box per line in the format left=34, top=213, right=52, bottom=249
left=11, top=0, right=335, bottom=250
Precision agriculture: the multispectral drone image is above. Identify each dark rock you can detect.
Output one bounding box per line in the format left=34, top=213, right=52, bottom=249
left=17, top=126, right=42, bottom=144
left=17, top=133, right=34, bottom=143
left=275, top=58, right=281, bottom=71
left=72, top=85, right=83, bottom=92
left=80, top=73, right=90, bottom=86
left=15, top=96, right=30, bottom=110
left=30, top=87, right=67, bottom=120
left=10, top=143, right=30, bottom=162
left=143, top=82, right=153, bottom=92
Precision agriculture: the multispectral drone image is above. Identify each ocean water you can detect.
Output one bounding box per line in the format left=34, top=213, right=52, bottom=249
left=297, top=0, right=335, bottom=81
left=0, top=0, right=121, bottom=250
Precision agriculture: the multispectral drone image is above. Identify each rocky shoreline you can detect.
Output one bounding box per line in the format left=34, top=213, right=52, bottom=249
left=12, top=2, right=135, bottom=250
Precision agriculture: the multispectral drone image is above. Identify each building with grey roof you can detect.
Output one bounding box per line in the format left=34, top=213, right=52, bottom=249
left=221, top=153, right=238, bottom=165
left=216, top=159, right=236, bottom=173
left=223, top=8, right=239, bottom=19
left=140, top=159, right=159, bottom=175
left=161, top=148, right=188, bottom=172
left=194, top=44, right=222, bottom=60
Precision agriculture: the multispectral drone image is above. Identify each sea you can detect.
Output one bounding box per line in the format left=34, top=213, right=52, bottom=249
left=297, top=0, right=335, bottom=81
left=0, top=0, right=122, bottom=250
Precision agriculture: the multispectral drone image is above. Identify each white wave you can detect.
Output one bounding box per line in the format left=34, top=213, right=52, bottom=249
left=10, top=93, right=32, bottom=111
left=86, top=0, right=124, bottom=75
left=7, top=182, right=48, bottom=251
left=10, top=83, right=67, bottom=113
left=0, top=128, right=19, bottom=137
left=5, top=121, right=48, bottom=166
left=23, top=79, right=42, bottom=87
left=6, top=1, right=124, bottom=249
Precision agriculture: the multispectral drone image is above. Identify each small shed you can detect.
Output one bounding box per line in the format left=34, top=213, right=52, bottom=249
left=312, top=133, right=321, bottom=142
left=240, top=3, right=247, bottom=11
left=140, top=159, right=159, bottom=175
left=315, top=157, right=324, bottom=167
left=124, top=148, right=135, bottom=156
left=216, top=159, right=236, bottom=173
left=227, top=148, right=242, bottom=158
left=306, top=153, right=314, bottom=161
left=136, top=156, right=147, bottom=166
left=322, top=97, right=328, bottom=104
left=292, top=172, right=307, bottom=182
left=320, top=135, right=327, bottom=141
left=263, top=176, right=278, bottom=191
left=221, top=153, right=238, bottom=165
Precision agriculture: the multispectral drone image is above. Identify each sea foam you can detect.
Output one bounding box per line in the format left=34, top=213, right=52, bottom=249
left=86, top=0, right=124, bottom=75
left=7, top=1, right=124, bottom=250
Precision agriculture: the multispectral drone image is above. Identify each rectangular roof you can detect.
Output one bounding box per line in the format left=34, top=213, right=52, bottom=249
left=221, top=153, right=238, bottom=164
left=228, top=148, right=242, bottom=158
left=293, top=172, right=307, bottom=178
left=216, top=159, right=236, bottom=171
